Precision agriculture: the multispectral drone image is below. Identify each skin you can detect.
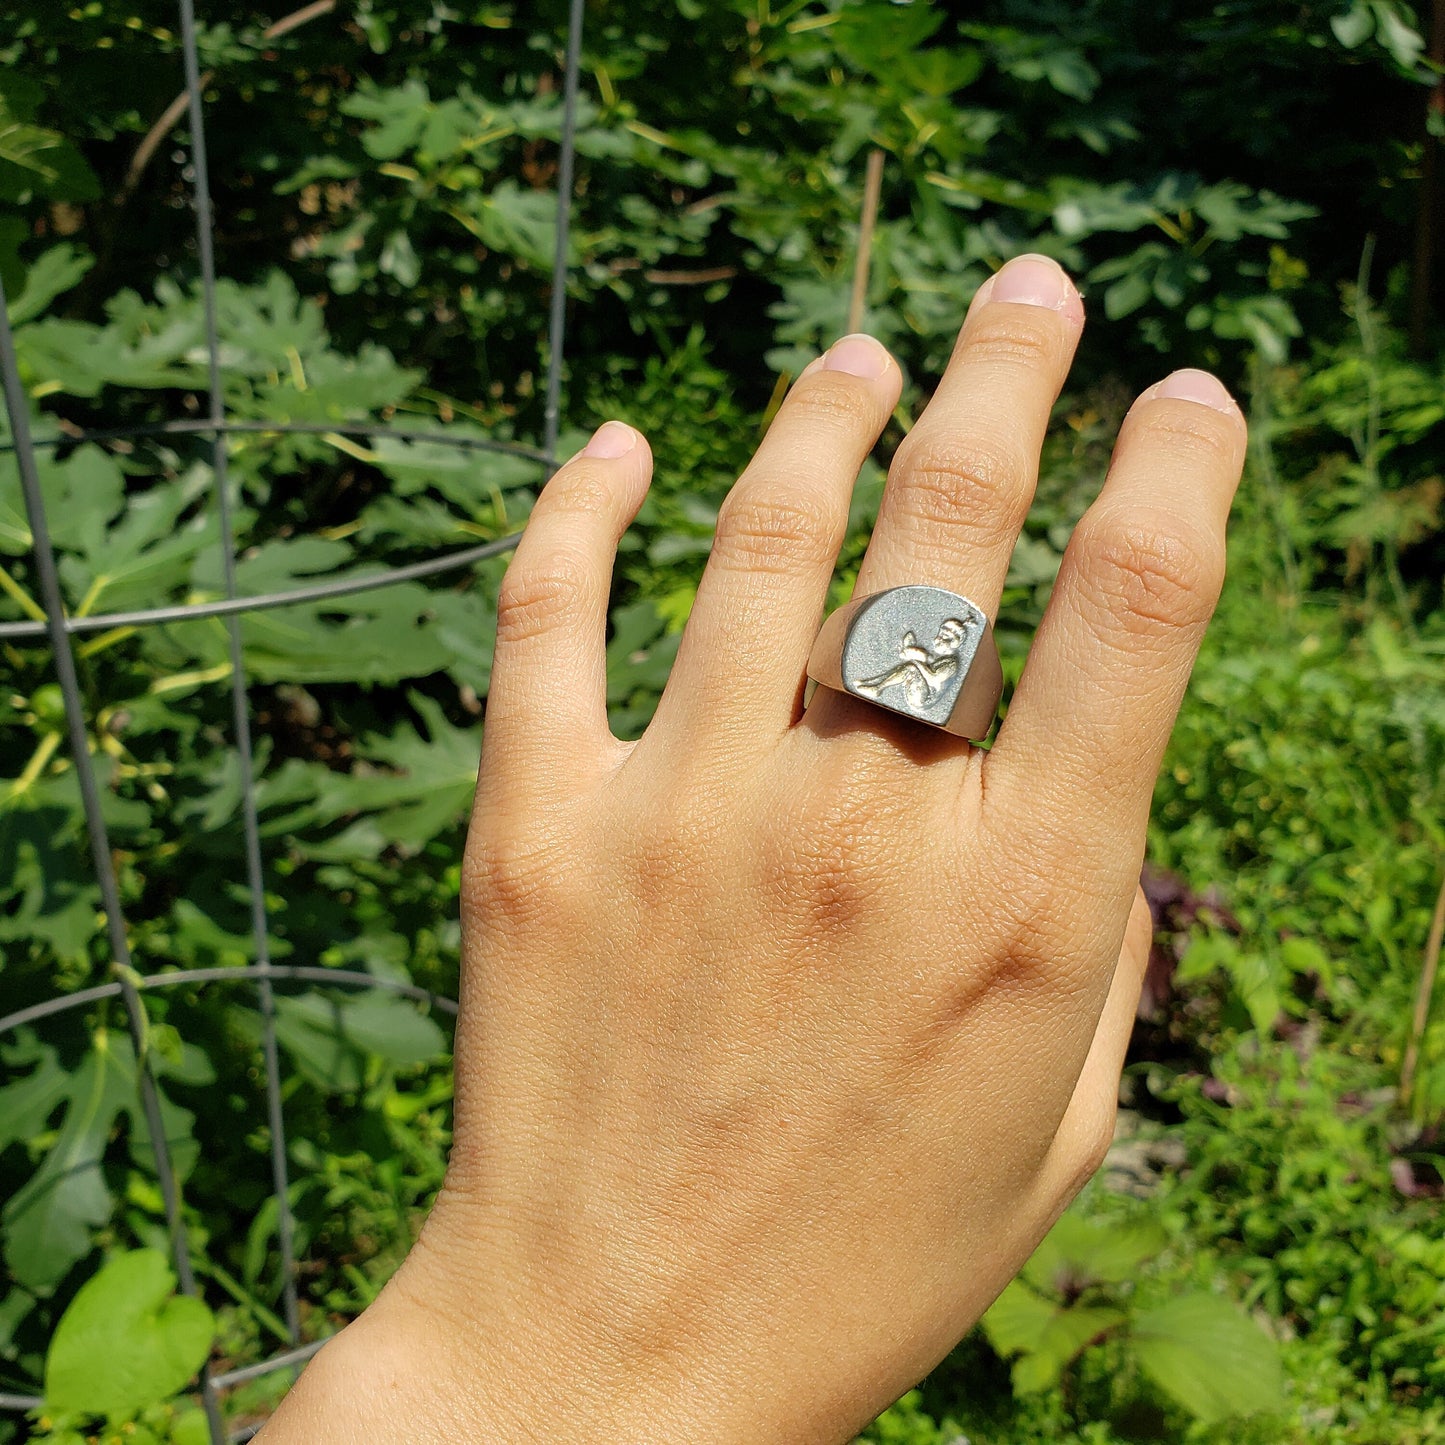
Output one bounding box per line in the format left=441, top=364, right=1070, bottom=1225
left=257, top=254, right=1247, bottom=1443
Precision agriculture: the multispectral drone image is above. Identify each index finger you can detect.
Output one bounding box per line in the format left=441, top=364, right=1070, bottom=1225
left=983, top=369, right=1246, bottom=891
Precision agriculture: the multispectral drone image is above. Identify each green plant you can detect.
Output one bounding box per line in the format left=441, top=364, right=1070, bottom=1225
left=1, top=4, right=1443, bottom=1441
left=29, top=1249, right=213, bottom=1444
left=979, top=1210, right=1283, bottom=1428
left=1155, top=1044, right=1445, bottom=1402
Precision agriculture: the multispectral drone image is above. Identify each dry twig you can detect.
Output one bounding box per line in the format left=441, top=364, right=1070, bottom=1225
left=124, top=1, right=336, bottom=196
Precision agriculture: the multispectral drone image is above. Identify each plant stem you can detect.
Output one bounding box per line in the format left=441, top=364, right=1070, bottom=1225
left=0, top=563, right=46, bottom=622
left=1245, top=357, right=1300, bottom=608
left=1400, top=863, right=1445, bottom=1110
left=3, top=730, right=62, bottom=802
left=847, top=148, right=885, bottom=336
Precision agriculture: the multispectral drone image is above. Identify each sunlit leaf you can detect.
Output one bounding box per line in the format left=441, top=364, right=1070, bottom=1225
left=1131, top=1292, right=1284, bottom=1424
left=44, top=1250, right=213, bottom=1421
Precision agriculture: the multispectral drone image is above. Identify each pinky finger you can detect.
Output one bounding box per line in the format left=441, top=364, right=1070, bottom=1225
left=1034, top=885, right=1153, bottom=1205
left=477, top=422, right=653, bottom=809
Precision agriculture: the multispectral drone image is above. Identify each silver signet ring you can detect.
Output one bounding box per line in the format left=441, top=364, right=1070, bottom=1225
left=806, top=585, right=1003, bottom=741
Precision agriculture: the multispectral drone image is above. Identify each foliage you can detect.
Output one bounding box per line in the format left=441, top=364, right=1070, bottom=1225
left=32, top=1249, right=212, bottom=1443
left=1155, top=1046, right=1445, bottom=1403
left=0, top=1029, right=211, bottom=1291
left=980, top=1212, right=1281, bottom=1423
left=0, top=1, right=1442, bottom=1441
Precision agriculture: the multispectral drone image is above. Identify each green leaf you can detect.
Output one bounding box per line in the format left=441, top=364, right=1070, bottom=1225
left=363, top=431, right=539, bottom=505
left=981, top=1280, right=1126, bottom=1393
left=1040, top=49, right=1100, bottom=101
left=171, top=1410, right=213, bottom=1445
left=1004, top=534, right=1062, bottom=589
left=1279, top=935, right=1331, bottom=981
left=1013, top=1305, right=1127, bottom=1392
left=1103, top=269, right=1153, bottom=320
left=56, top=471, right=218, bottom=615
left=979, top=1277, right=1057, bottom=1356
left=0, top=444, right=127, bottom=560
left=192, top=689, right=480, bottom=858
left=380, top=229, right=422, bottom=288
left=260, top=991, right=446, bottom=1092
left=1131, top=1292, right=1284, bottom=1424
left=467, top=180, right=558, bottom=269
left=0, top=1036, right=71, bottom=1154
left=5, top=244, right=94, bottom=326
left=1331, top=3, right=1376, bottom=47
left=0, top=795, right=100, bottom=961
left=1375, top=4, right=1425, bottom=68
left=343, top=692, right=480, bottom=849
left=343, top=77, right=431, bottom=160
left=606, top=599, right=679, bottom=738
left=0, top=82, right=100, bottom=204
left=44, top=1250, right=214, bottom=1422
left=156, top=578, right=461, bottom=686
left=1022, top=1211, right=1166, bottom=1295
left=1, top=1032, right=212, bottom=1289
left=830, top=4, right=943, bottom=68
left=897, top=47, right=984, bottom=99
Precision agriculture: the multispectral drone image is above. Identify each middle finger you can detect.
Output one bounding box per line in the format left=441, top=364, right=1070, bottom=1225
left=845, top=253, right=1082, bottom=619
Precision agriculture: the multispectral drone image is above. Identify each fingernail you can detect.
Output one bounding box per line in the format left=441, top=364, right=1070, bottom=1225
left=1151, top=369, right=1238, bottom=414
left=988, top=253, right=1073, bottom=310
left=582, top=420, right=637, bottom=458
left=823, top=333, right=890, bottom=379
left=969, top=273, right=997, bottom=309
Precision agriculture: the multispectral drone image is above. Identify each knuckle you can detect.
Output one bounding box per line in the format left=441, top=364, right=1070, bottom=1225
left=784, top=373, right=881, bottom=432
left=462, top=828, right=569, bottom=929
left=757, top=776, right=896, bottom=933
left=541, top=468, right=618, bottom=520
left=961, top=306, right=1062, bottom=373
left=711, top=485, right=840, bottom=575
left=1133, top=402, right=1241, bottom=470
left=1005, top=902, right=1074, bottom=982
left=494, top=555, right=589, bottom=645
left=890, top=432, right=1031, bottom=551
left=625, top=802, right=719, bottom=911
left=758, top=825, right=878, bottom=935
left=971, top=882, right=1076, bottom=998
left=1074, top=510, right=1224, bottom=635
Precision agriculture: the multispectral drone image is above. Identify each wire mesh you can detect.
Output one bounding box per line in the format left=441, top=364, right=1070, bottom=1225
left=0, top=2, right=587, bottom=1437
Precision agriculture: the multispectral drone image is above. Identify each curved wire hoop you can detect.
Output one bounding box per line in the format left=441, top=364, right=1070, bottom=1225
left=0, top=419, right=547, bottom=639
left=0, top=967, right=457, bottom=1432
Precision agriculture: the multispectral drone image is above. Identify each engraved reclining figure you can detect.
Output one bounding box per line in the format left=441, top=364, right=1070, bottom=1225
left=854, top=616, right=974, bottom=709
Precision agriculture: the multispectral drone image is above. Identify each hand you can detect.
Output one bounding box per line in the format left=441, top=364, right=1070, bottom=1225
left=259, top=254, right=1246, bottom=1443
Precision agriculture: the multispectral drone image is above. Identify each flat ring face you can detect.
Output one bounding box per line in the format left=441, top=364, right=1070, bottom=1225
left=839, top=585, right=989, bottom=728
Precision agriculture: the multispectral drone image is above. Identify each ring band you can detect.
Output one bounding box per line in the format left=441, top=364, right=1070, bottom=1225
left=806, top=585, right=1003, bottom=740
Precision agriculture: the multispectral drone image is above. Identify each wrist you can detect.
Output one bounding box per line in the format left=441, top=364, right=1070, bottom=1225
left=253, top=1246, right=732, bottom=1444
left=257, top=1224, right=848, bottom=1445
left=253, top=1275, right=507, bottom=1443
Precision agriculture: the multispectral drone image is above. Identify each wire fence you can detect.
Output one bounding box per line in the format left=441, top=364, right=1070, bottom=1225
left=0, top=1, right=587, bottom=1437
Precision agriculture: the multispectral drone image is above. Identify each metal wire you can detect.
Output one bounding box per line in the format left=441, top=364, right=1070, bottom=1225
left=0, top=275, right=225, bottom=1442
left=0, top=1, right=588, bottom=1436
left=0, top=531, right=521, bottom=639
left=0, top=966, right=460, bottom=1039
left=0, top=417, right=555, bottom=462
left=178, top=0, right=299, bottom=1347
left=542, top=0, right=587, bottom=478
left=0, top=1338, right=329, bottom=1418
